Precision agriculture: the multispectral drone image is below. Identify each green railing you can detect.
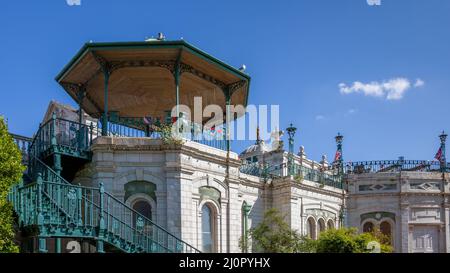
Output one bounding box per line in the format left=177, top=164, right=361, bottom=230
left=9, top=157, right=200, bottom=253
left=28, top=115, right=93, bottom=166
left=11, top=134, right=32, bottom=166
left=344, top=159, right=449, bottom=174
left=96, top=115, right=228, bottom=151
left=239, top=162, right=343, bottom=189
left=290, top=163, right=343, bottom=189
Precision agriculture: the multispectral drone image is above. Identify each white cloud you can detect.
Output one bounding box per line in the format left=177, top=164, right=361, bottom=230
left=347, top=109, right=357, bottom=115
left=339, top=77, right=425, bottom=100
left=414, top=78, right=425, bottom=87
left=315, top=115, right=325, bottom=121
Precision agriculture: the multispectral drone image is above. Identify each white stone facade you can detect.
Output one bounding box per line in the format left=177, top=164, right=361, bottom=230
left=72, top=136, right=344, bottom=253
left=347, top=171, right=450, bottom=253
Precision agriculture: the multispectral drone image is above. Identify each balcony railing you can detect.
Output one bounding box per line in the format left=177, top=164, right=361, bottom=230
left=96, top=117, right=228, bottom=151
left=11, top=133, right=32, bottom=166
left=28, top=117, right=93, bottom=163
left=344, top=159, right=449, bottom=174
left=239, top=161, right=343, bottom=189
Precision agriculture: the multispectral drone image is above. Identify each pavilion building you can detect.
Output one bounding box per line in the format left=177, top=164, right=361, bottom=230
left=8, top=37, right=450, bottom=253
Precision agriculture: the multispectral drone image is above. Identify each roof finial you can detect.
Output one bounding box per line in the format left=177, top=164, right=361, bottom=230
left=256, top=126, right=260, bottom=144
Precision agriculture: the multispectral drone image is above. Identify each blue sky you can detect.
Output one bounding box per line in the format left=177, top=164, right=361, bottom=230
left=1, top=0, right=449, bottom=162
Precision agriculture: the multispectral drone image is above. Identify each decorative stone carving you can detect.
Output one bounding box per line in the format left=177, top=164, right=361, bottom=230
left=358, top=183, right=397, bottom=192
left=410, top=208, right=441, bottom=222
left=305, top=208, right=336, bottom=220
left=409, top=182, right=440, bottom=191
left=360, top=212, right=395, bottom=223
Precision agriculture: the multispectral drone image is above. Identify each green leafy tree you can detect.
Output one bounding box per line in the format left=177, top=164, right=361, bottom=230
left=241, top=209, right=309, bottom=253
left=312, top=227, right=393, bottom=253
left=0, top=117, right=24, bottom=252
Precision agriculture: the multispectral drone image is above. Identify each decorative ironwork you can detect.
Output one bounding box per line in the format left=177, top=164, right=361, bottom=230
left=109, top=60, right=176, bottom=74
left=227, top=80, right=247, bottom=94
left=11, top=133, right=32, bottom=166
left=91, top=51, right=111, bottom=74
left=9, top=154, right=200, bottom=253
left=344, top=159, right=447, bottom=174
left=179, top=62, right=227, bottom=89
left=439, top=131, right=447, bottom=172
left=60, top=82, right=102, bottom=114
left=286, top=123, right=297, bottom=174
left=239, top=161, right=343, bottom=189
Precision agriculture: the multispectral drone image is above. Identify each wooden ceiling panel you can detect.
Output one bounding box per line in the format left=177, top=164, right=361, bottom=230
left=63, top=53, right=100, bottom=84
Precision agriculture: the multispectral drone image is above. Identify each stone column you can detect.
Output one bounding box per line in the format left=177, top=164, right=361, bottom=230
left=227, top=181, right=241, bottom=253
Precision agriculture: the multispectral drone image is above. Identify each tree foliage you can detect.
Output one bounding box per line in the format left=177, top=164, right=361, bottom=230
left=0, top=117, right=24, bottom=252
left=241, top=209, right=309, bottom=253
left=308, top=227, right=393, bottom=253
left=240, top=208, right=393, bottom=253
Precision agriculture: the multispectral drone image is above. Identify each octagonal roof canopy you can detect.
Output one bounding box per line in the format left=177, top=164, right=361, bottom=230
left=56, top=40, right=251, bottom=124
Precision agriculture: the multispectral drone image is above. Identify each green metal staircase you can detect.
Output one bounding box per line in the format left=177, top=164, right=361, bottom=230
left=9, top=115, right=200, bottom=253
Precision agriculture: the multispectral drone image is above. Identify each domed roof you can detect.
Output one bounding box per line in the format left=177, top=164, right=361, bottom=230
left=240, top=141, right=269, bottom=157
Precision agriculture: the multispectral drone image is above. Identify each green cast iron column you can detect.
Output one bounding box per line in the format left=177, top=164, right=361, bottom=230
left=55, top=238, right=61, bottom=253
left=77, top=88, right=86, bottom=150
left=335, top=133, right=344, bottom=176
left=225, top=90, right=231, bottom=152
left=439, top=131, right=447, bottom=172
left=77, top=88, right=85, bottom=124
left=242, top=202, right=252, bottom=253
left=36, top=173, right=47, bottom=253
left=97, top=182, right=105, bottom=253
left=174, top=60, right=181, bottom=136
left=286, top=124, right=297, bottom=176
left=51, top=113, right=62, bottom=176
left=102, top=70, right=110, bottom=136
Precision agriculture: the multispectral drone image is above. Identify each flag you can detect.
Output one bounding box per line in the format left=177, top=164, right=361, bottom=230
left=143, top=116, right=151, bottom=125
left=435, top=147, right=443, bottom=162
left=334, top=150, right=342, bottom=162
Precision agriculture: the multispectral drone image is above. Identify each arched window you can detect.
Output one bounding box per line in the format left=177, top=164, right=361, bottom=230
left=318, top=219, right=326, bottom=234
left=306, top=218, right=317, bottom=240
left=202, top=204, right=215, bottom=252
left=380, top=221, right=392, bottom=245
left=363, top=221, right=374, bottom=233
left=132, top=200, right=152, bottom=225
left=327, top=219, right=335, bottom=230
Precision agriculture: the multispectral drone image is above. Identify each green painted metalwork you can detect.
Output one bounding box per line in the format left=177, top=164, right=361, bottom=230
left=9, top=157, right=200, bottom=253
left=9, top=117, right=201, bottom=253
left=344, top=159, right=449, bottom=174
left=439, top=131, right=447, bottom=172
left=290, top=163, right=343, bottom=189
left=239, top=162, right=343, bottom=189
left=241, top=202, right=252, bottom=253
left=96, top=116, right=228, bottom=151
left=334, top=133, right=344, bottom=175
left=28, top=117, right=92, bottom=166
left=286, top=124, right=297, bottom=174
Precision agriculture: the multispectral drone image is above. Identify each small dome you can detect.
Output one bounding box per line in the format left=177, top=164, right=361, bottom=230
left=240, top=141, right=268, bottom=157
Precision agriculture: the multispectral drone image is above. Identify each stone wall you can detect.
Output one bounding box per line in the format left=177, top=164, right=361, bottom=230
left=73, top=136, right=345, bottom=253
left=347, top=171, right=450, bottom=253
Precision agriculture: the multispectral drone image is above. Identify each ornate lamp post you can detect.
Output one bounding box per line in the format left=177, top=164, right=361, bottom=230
left=286, top=124, right=297, bottom=176
left=335, top=133, right=344, bottom=175
left=242, top=202, right=252, bottom=253
left=439, top=131, right=447, bottom=172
